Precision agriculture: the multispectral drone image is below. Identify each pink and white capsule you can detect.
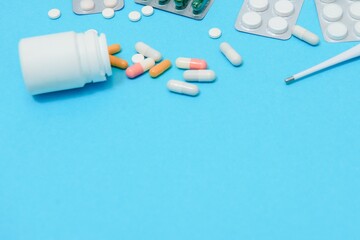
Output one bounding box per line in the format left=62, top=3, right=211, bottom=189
left=126, top=58, right=155, bottom=79
left=175, top=57, right=207, bottom=70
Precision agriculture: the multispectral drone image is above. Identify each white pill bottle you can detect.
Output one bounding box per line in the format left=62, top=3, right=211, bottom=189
left=19, top=30, right=112, bottom=95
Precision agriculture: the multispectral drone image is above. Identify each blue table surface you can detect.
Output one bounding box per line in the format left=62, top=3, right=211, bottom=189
left=0, top=1, right=359, bottom=239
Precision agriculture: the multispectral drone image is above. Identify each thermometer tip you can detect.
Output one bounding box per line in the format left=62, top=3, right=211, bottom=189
left=285, top=76, right=295, bottom=84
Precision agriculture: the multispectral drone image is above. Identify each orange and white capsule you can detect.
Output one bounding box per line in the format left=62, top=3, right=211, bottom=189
left=175, top=57, right=207, bottom=70
left=149, top=59, right=172, bottom=78
left=126, top=58, right=155, bottom=79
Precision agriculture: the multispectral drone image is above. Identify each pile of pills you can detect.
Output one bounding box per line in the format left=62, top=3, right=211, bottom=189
left=235, top=0, right=304, bottom=40
left=315, top=0, right=360, bottom=42
left=135, top=0, right=214, bottom=20
left=107, top=40, right=219, bottom=97
left=73, top=0, right=124, bottom=18
left=168, top=57, right=216, bottom=96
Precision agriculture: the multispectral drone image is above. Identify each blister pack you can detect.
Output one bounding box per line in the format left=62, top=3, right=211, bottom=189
left=134, top=0, right=214, bottom=20
left=315, top=0, right=360, bottom=43
left=235, top=0, right=304, bottom=40
left=73, top=0, right=124, bottom=15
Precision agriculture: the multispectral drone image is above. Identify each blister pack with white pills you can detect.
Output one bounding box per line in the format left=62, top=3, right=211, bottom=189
left=134, top=0, right=214, bottom=20
left=315, top=0, right=360, bottom=42
left=235, top=0, right=304, bottom=40
left=73, top=0, right=124, bottom=15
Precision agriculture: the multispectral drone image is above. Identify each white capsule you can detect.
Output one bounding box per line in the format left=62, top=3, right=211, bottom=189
left=167, top=80, right=199, bottom=96
left=135, top=42, right=162, bottom=62
left=183, top=70, right=216, bottom=82
left=220, top=42, right=242, bottom=66
left=292, top=25, right=320, bottom=46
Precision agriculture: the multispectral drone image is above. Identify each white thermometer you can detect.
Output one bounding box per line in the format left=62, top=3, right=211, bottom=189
left=285, top=44, right=360, bottom=84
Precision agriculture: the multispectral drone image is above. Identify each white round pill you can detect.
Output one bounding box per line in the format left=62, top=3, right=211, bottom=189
left=274, top=0, right=295, bottom=17
left=268, top=17, right=288, bottom=34
left=102, top=8, right=115, bottom=19
left=323, top=4, right=343, bottom=22
left=142, top=5, right=154, bottom=16
left=241, top=12, right=262, bottom=29
left=321, top=0, right=335, bottom=3
left=326, top=22, right=348, bottom=40
left=48, top=8, right=61, bottom=20
left=349, top=2, right=360, bottom=20
left=104, top=0, right=118, bottom=8
left=248, top=0, right=269, bottom=12
left=209, top=28, right=222, bottom=39
left=129, top=11, right=141, bottom=22
left=131, top=54, right=145, bottom=64
left=355, top=22, right=360, bottom=37
left=80, top=0, right=95, bottom=11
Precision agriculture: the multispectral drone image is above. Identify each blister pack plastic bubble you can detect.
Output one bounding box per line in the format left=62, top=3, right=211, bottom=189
left=315, top=0, right=360, bottom=43
left=134, top=0, right=214, bottom=20
left=73, top=0, right=124, bottom=15
left=235, top=0, right=304, bottom=40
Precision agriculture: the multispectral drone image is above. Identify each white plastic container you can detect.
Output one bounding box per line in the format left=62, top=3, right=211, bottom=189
left=19, top=30, right=112, bottom=95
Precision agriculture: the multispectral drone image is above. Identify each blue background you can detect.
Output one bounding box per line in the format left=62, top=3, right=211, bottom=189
left=0, top=0, right=359, bottom=239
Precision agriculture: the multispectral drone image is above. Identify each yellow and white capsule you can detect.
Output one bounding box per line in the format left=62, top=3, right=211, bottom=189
left=183, top=70, right=216, bottom=82
left=167, top=80, right=199, bottom=96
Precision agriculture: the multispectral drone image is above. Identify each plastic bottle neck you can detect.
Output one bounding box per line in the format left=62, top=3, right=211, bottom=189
left=76, top=30, right=112, bottom=83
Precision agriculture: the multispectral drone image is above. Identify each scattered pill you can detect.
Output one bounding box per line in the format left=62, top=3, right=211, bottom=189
left=209, top=28, right=222, bottom=39
left=108, top=44, right=121, bottom=55
left=241, top=12, right=262, bottom=29
left=126, top=58, right=155, bottom=79
left=135, top=42, right=162, bottom=62
left=176, top=58, right=207, bottom=70
left=102, top=8, right=115, bottom=19
left=349, top=2, right=360, bottom=20
left=183, top=70, right=216, bottom=82
left=80, top=0, right=95, bottom=11
left=109, top=55, right=128, bottom=69
left=292, top=25, right=320, bottom=46
left=129, top=11, right=141, bottom=22
left=268, top=16, right=288, bottom=34
left=103, top=0, right=118, bottom=8
left=48, top=8, right=61, bottom=20
left=274, top=0, right=295, bottom=17
left=142, top=5, right=154, bottom=16
left=132, top=54, right=145, bottom=64
left=167, top=80, right=199, bottom=96
left=149, top=60, right=172, bottom=78
left=249, top=0, right=269, bottom=12
left=326, top=22, right=348, bottom=40
left=323, top=3, right=343, bottom=22
left=220, top=42, right=242, bottom=67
